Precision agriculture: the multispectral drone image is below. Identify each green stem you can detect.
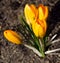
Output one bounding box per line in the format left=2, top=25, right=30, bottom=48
left=20, top=17, right=45, bottom=57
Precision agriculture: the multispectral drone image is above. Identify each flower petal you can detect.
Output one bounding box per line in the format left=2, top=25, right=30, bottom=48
left=37, top=19, right=47, bottom=34
left=32, top=22, right=39, bottom=37
left=24, top=4, right=36, bottom=25
left=38, top=4, right=48, bottom=20
left=32, top=19, right=47, bottom=38
left=30, top=4, right=38, bottom=19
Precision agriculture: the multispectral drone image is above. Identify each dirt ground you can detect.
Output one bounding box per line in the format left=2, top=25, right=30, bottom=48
left=0, top=0, right=60, bottom=63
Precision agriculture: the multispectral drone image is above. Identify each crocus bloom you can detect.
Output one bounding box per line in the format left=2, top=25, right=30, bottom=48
left=24, top=4, right=48, bottom=38
left=4, top=30, right=22, bottom=44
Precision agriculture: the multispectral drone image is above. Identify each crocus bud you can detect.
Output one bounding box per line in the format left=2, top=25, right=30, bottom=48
left=4, top=30, right=22, bottom=44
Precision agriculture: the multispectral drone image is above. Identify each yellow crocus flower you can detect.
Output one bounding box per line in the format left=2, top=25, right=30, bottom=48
left=4, top=30, right=22, bottom=44
left=24, top=4, right=48, bottom=38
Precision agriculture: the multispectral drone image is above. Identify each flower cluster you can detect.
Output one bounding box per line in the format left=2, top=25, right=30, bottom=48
left=4, top=4, right=60, bottom=58
left=24, top=4, right=48, bottom=38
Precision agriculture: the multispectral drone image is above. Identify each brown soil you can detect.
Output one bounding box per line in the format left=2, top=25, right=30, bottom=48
left=0, top=0, right=60, bottom=63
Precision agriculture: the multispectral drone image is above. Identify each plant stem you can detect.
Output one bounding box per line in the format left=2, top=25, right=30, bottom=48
left=20, top=17, right=45, bottom=57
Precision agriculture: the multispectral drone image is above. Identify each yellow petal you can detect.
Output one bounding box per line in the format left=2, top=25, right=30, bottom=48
left=38, top=6, right=44, bottom=20
left=38, top=20, right=47, bottom=38
left=32, top=22, right=39, bottom=37
left=4, top=30, right=22, bottom=44
left=30, top=4, right=38, bottom=19
left=38, top=4, right=48, bottom=20
left=32, top=21, right=44, bottom=38
left=32, top=19, right=47, bottom=38
left=38, top=25, right=44, bottom=38
left=37, top=19, right=47, bottom=34
left=24, top=4, right=36, bottom=25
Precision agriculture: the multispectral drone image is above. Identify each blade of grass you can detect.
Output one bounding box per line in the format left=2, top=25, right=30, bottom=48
left=24, top=44, right=43, bottom=57
left=45, top=48, right=60, bottom=54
